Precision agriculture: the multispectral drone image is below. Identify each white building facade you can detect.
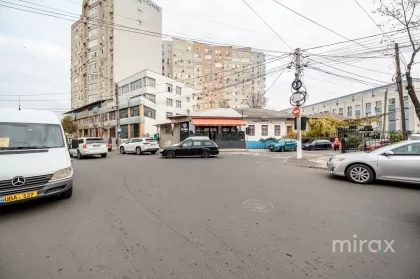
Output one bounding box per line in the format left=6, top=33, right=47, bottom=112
left=279, top=80, right=420, bottom=133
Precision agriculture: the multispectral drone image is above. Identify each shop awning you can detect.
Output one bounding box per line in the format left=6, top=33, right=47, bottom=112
left=192, top=118, right=246, bottom=126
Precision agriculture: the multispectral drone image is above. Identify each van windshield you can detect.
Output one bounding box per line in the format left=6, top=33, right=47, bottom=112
left=0, top=123, right=64, bottom=149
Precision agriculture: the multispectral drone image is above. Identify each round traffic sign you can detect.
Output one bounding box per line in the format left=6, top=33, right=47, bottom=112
left=292, top=106, right=300, bottom=117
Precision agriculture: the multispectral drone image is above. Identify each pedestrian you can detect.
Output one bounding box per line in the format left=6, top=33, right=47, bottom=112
left=334, top=137, right=340, bottom=151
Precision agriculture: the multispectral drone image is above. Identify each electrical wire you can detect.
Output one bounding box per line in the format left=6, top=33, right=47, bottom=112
left=241, top=0, right=293, bottom=51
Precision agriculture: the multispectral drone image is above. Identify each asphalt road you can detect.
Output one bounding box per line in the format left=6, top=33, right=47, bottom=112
left=1, top=151, right=420, bottom=279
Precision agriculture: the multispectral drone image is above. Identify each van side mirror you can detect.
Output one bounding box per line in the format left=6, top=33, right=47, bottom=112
left=381, top=150, right=394, bottom=156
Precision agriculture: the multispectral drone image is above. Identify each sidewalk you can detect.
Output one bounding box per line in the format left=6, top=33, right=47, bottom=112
left=285, top=155, right=330, bottom=169
left=219, top=149, right=269, bottom=153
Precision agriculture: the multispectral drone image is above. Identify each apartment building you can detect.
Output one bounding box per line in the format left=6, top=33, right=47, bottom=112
left=162, top=39, right=266, bottom=110
left=279, top=79, right=420, bottom=133
left=70, top=0, right=162, bottom=111
left=73, top=70, right=196, bottom=139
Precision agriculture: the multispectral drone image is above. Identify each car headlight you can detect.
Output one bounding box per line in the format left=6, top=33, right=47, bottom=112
left=51, top=167, right=73, bottom=181
left=329, top=156, right=345, bottom=162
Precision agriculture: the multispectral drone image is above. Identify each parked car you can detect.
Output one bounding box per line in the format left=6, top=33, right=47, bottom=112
left=0, top=108, right=73, bottom=206
left=269, top=139, right=297, bottom=152
left=327, top=140, right=420, bottom=184
left=161, top=137, right=219, bottom=158
left=69, top=137, right=108, bottom=159
left=358, top=139, right=390, bottom=151
left=303, top=139, right=332, bottom=150
left=267, top=139, right=282, bottom=149
left=119, top=137, right=159, bottom=155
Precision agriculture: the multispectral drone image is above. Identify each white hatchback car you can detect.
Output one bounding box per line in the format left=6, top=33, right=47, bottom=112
left=69, top=137, right=108, bottom=159
left=119, top=138, right=159, bottom=155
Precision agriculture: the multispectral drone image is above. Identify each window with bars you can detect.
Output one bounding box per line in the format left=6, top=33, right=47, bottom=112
left=248, top=125, right=255, bottom=136
left=261, top=125, right=268, bottom=136
left=274, top=125, right=281, bottom=136
left=166, top=98, right=173, bottom=107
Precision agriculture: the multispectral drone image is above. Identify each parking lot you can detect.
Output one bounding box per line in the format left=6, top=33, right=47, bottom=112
left=1, top=151, right=420, bottom=279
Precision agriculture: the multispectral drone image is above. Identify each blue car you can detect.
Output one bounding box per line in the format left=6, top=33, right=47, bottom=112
left=269, top=139, right=297, bottom=152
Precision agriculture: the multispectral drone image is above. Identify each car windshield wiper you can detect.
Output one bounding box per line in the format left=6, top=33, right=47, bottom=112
left=9, top=146, right=50, bottom=150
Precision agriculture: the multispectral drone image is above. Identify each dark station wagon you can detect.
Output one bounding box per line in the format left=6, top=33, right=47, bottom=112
left=160, top=137, right=219, bottom=159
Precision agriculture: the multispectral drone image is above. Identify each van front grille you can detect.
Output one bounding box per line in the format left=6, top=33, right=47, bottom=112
left=0, top=174, right=52, bottom=194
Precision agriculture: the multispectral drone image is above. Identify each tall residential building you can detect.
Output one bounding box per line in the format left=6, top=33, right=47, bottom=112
left=162, top=39, right=266, bottom=110
left=279, top=80, right=420, bottom=133
left=70, top=0, right=162, bottom=110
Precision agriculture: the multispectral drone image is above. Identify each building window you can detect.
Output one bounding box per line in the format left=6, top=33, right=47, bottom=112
left=87, top=6, right=98, bottom=17
left=166, top=112, right=173, bottom=118
left=176, top=86, right=181, bottom=95
left=166, top=98, right=173, bottom=107
left=146, top=77, right=156, bottom=87
left=88, top=74, right=98, bottom=82
left=88, top=50, right=97, bottom=59
left=176, top=100, right=182, bottom=108
left=145, top=94, right=156, bottom=103
left=261, top=125, right=268, bottom=136
left=347, top=106, right=352, bottom=117
left=88, top=84, right=98, bottom=91
left=88, top=0, right=98, bottom=4
left=389, top=98, right=396, bottom=105
left=186, top=97, right=190, bottom=102
left=167, top=83, right=173, bottom=92
left=109, top=111, right=116, bottom=120
left=186, top=109, right=190, bottom=115
left=130, top=124, right=139, bottom=138
left=130, top=79, right=142, bottom=91
left=87, top=62, right=97, bottom=70
left=119, top=108, right=128, bottom=119
left=88, top=28, right=98, bottom=38
left=376, top=121, right=383, bottom=127
left=274, top=125, right=281, bottom=136
left=248, top=125, right=255, bottom=136
left=144, top=106, right=156, bottom=119
left=120, top=125, right=128, bottom=139
left=131, top=106, right=139, bottom=117
left=122, top=85, right=129, bottom=94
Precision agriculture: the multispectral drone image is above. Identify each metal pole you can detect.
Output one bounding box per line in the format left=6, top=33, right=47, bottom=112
left=382, top=89, right=388, bottom=138
left=395, top=43, right=407, bottom=138
left=295, top=48, right=302, bottom=160
left=115, top=83, right=120, bottom=146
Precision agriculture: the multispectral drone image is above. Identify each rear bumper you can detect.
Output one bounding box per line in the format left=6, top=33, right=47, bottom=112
left=0, top=176, right=73, bottom=206
left=80, top=148, right=108, bottom=156
left=142, top=147, right=159, bottom=152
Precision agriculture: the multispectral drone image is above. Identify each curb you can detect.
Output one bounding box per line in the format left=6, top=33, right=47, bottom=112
left=283, top=157, right=328, bottom=170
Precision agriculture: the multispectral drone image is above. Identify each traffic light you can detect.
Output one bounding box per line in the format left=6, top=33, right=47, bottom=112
left=293, top=117, right=307, bottom=130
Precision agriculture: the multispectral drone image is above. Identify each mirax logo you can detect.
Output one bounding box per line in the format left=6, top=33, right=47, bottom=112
left=332, top=234, right=395, bottom=253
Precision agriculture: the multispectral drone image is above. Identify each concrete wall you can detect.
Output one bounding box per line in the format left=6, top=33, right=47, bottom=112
left=114, top=0, right=162, bottom=81
left=159, top=124, right=181, bottom=148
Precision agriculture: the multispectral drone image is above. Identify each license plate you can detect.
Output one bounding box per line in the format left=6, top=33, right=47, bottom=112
left=0, top=191, right=38, bottom=203
left=93, top=145, right=100, bottom=147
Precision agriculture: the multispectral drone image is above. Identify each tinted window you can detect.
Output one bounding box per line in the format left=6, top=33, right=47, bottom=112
left=204, top=141, right=215, bottom=146
left=181, top=140, right=192, bottom=147
left=86, top=138, right=104, bottom=144
left=193, top=141, right=202, bottom=146
left=145, top=138, right=156, bottom=142
left=392, top=143, right=420, bottom=155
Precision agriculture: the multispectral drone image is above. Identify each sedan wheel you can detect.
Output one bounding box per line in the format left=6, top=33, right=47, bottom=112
left=346, top=164, right=374, bottom=184
left=280, top=146, right=285, bottom=152
left=167, top=150, right=176, bottom=159
left=136, top=147, right=141, bottom=155
left=202, top=150, right=210, bottom=158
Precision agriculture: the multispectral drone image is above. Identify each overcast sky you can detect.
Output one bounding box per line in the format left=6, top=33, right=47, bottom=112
left=0, top=0, right=419, bottom=114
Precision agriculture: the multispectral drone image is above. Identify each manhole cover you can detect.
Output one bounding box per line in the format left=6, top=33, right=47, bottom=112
left=242, top=199, right=274, bottom=212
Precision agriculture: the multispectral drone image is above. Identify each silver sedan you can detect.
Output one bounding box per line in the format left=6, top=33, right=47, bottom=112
left=327, top=140, right=420, bottom=184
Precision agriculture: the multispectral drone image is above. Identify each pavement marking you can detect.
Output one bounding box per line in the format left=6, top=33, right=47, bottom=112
left=242, top=199, right=274, bottom=213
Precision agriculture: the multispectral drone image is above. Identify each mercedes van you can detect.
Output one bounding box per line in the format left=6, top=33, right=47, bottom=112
left=0, top=108, right=73, bottom=206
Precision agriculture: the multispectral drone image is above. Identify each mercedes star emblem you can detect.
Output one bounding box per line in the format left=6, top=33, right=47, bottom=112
left=12, top=176, right=26, bottom=187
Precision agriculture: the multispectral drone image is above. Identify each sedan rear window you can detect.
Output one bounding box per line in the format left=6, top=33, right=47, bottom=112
left=86, top=138, right=104, bottom=144
left=145, top=138, right=156, bottom=142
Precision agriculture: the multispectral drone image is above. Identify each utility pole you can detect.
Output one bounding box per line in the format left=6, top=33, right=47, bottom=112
left=115, top=83, right=120, bottom=146
left=294, top=48, right=303, bottom=160
left=382, top=89, right=388, bottom=138
left=395, top=43, right=407, bottom=138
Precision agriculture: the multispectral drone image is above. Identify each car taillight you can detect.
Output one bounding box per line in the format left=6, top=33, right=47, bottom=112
left=83, top=143, right=87, bottom=148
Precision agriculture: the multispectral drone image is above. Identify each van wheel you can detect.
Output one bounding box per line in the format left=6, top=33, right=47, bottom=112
left=136, top=147, right=142, bottom=155
left=120, top=147, right=125, bottom=154
left=77, top=150, right=83, bottom=159
left=59, top=187, right=73, bottom=199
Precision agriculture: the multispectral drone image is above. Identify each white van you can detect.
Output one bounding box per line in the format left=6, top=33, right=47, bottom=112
left=0, top=108, right=73, bottom=205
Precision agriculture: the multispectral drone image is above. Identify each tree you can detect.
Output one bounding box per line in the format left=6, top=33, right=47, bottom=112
left=246, top=91, right=267, bottom=109
left=61, top=115, right=78, bottom=135
left=373, top=0, right=420, bottom=121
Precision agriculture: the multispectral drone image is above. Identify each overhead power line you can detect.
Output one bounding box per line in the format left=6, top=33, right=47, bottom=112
left=241, top=0, right=294, bottom=51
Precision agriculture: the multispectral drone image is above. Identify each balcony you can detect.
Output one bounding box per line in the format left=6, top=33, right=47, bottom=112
left=120, top=116, right=145, bottom=125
